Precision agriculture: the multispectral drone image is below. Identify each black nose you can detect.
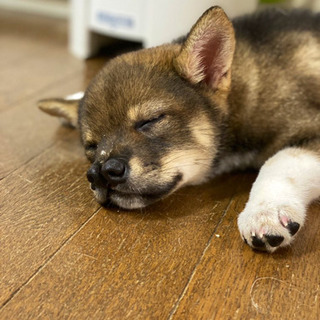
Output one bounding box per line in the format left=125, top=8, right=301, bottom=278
left=86, top=163, right=102, bottom=188
left=101, top=158, right=127, bottom=185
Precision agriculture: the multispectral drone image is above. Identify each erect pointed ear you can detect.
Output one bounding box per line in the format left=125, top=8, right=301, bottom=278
left=38, top=92, right=84, bottom=128
left=174, top=6, right=235, bottom=91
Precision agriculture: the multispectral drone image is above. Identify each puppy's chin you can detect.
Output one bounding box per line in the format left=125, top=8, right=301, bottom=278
left=93, top=188, right=151, bottom=210
left=92, top=174, right=183, bottom=210
left=109, top=192, right=148, bottom=210
left=92, top=188, right=109, bottom=205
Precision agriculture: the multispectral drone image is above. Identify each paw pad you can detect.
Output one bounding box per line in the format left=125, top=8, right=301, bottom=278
left=265, top=235, right=284, bottom=247
left=251, top=236, right=266, bottom=249
left=248, top=234, right=285, bottom=251
left=287, top=221, right=300, bottom=236
left=238, top=205, right=303, bottom=253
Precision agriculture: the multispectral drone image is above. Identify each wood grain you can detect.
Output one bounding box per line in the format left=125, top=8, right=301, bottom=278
left=0, top=9, right=107, bottom=179
left=0, top=170, right=242, bottom=317
left=0, top=132, right=100, bottom=307
left=0, top=75, right=82, bottom=180
left=0, top=11, right=82, bottom=111
left=0, top=9, right=319, bottom=320
left=0, top=11, right=67, bottom=68
left=170, top=182, right=320, bottom=320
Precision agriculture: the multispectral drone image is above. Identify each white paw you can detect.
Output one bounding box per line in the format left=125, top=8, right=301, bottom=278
left=237, top=202, right=305, bottom=252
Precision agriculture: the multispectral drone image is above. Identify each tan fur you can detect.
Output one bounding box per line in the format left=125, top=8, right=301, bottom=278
left=293, top=32, right=320, bottom=75
left=160, top=148, right=213, bottom=186
left=128, top=157, right=145, bottom=177
left=127, top=106, right=140, bottom=122
left=84, top=131, right=93, bottom=142
left=38, top=99, right=79, bottom=128
left=189, top=113, right=215, bottom=150
left=127, top=101, right=169, bottom=123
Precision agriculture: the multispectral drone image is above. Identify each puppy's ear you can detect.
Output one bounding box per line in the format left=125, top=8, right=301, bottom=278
left=174, top=6, right=235, bottom=91
left=38, top=92, right=84, bottom=128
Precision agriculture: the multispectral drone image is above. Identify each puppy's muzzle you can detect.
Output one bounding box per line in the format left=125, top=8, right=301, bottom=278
left=86, top=158, right=128, bottom=188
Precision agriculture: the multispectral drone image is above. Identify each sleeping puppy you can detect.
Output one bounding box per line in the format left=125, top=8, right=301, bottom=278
left=38, top=7, right=320, bottom=252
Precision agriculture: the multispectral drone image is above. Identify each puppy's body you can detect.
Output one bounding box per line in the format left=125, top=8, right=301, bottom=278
left=39, top=8, right=320, bottom=252
left=226, top=10, right=320, bottom=167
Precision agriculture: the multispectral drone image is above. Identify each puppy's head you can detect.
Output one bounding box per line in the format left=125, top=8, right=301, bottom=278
left=39, top=7, right=235, bottom=209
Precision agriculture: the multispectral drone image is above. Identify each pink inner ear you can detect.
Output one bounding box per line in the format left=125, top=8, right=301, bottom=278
left=194, top=33, right=226, bottom=87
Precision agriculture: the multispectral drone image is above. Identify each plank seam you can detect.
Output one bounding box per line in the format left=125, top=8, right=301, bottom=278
left=0, top=206, right=102, bottom=310
left=167, top=195, right=236, bottom=320
left=0, top=140, right=57, bottom=181
left=0, top=128, right=76, bottom=181
left=0, top=69, right=83, bottom=114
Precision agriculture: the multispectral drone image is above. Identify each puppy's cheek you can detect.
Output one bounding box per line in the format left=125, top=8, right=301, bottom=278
left=160, top=149, right=214, bottom=187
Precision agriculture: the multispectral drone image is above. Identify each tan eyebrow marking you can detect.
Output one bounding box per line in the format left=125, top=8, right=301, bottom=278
left=84, top=131, right=93, bottom=142
left=127, top=100, right=168, bottom=122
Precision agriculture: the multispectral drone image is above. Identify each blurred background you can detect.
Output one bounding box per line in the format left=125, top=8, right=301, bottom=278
left=1, top=0, right=320, bottom=59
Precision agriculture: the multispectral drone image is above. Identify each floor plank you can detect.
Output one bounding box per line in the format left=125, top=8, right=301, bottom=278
left=170, top=179, right=320, bottom=320
left=0, top=132, right=100, bottom=307
left=0, top=73, right=84, bottom=180
left=1, top=8, right=319, bottom=320
left=0, top=170, right=240, bottom=318
left=0, top=11, right=108, bottom=180
left=0, top=11, right=67, bottom=67
left=0, top=11, right=82, bottom=111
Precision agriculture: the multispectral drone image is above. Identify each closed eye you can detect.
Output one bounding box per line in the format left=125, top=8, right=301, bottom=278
left=135, top=114, right=166, bottom=131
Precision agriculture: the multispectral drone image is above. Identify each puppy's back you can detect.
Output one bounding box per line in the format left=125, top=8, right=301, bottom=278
left=228, top=9, right=320, bottom=161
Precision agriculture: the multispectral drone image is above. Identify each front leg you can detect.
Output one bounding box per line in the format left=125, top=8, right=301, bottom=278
left=238, top=147, right=320, bottom=252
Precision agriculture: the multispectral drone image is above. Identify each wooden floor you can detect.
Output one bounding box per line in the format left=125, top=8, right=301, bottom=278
left=0, top=10, right=319, bottom=320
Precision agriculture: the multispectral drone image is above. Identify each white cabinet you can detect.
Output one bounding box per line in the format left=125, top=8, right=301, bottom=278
left=69, top=0, right=257, bottom=59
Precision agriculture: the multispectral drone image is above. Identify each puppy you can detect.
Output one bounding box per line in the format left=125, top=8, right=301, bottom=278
left=38, top=7, right=320, bottom=252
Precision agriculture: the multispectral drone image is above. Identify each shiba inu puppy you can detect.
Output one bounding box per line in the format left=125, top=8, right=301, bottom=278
left=38, top=7, right=320, bottom=253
